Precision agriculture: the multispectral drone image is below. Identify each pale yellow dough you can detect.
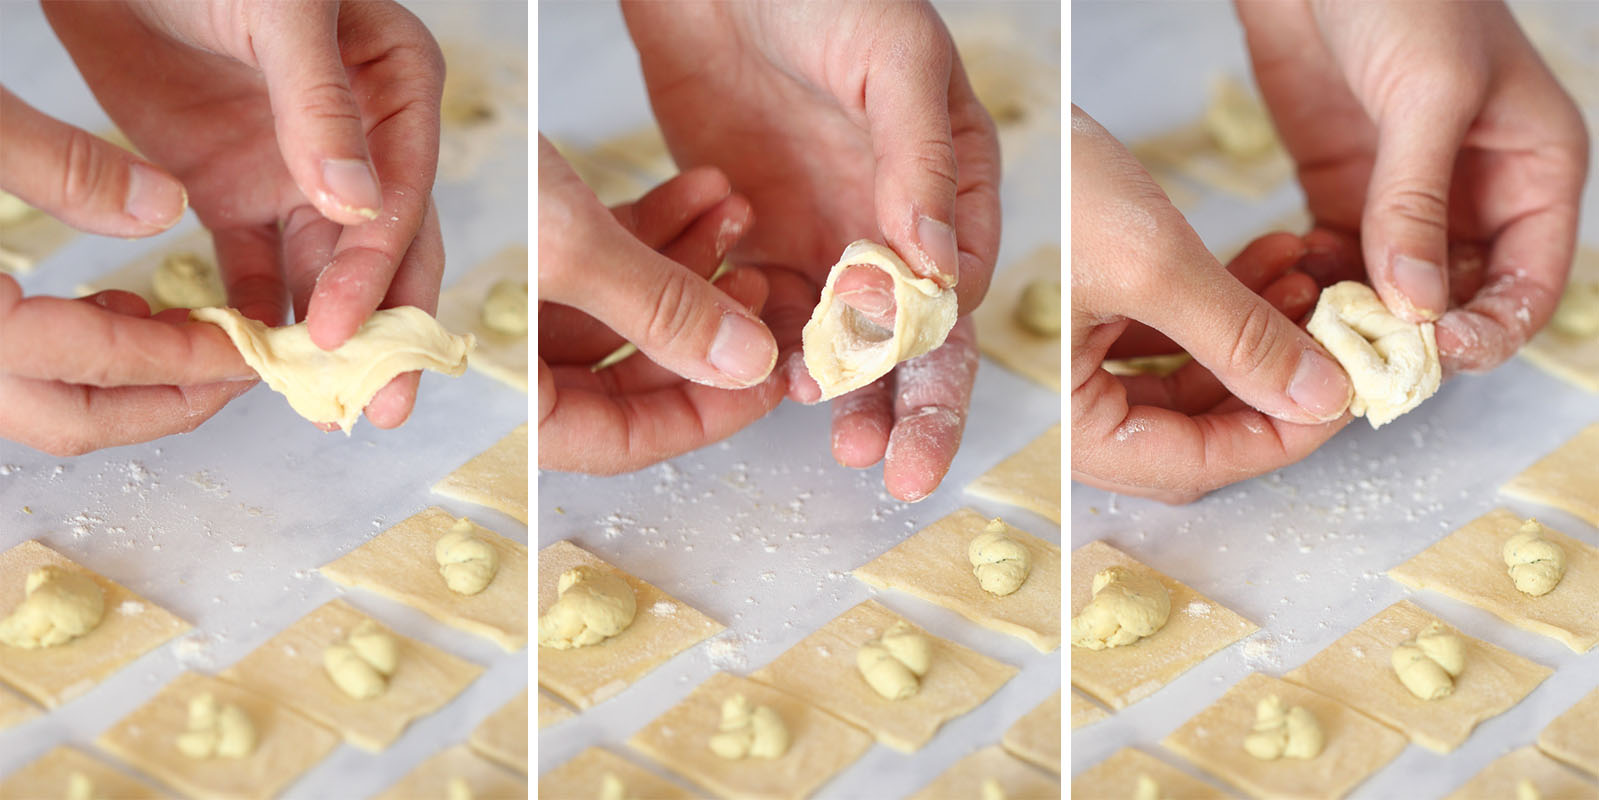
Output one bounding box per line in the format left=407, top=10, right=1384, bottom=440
left=98, top=671, right=339, bottom=800
left=220, top=599, right=483, bottom=752
left=1306, top=281, right=1440, bottom=428
left=0, top=540, right=189, bottom=708
left=750, top=598, right=1017, bottom=753
left=1521, top=246, right=1599, bottom=392
left=1284, top=599, right=1552, bottom=753
left=321, top=506, right=528, bottom=651
left=434, top=245, right=529, bottom=391
left=0, top=190, right=76, bottom=275
left=1501, top=422, right=1599, bottom=528
left=1130, top=76, right=1293, bottom=203
left=538, top=746, right=697, bottom=800
left=965, top=423, right=1061, bottom=524
left=1002, top=690, right=1060, bottom=774
left=536, top=690, right=574, bottom=730
left=1539, top=686, right=1599, bottom=778
left=1389, top=508, right=1599, bottom=653
left=537, top=540, right=722, bottom=709
left=974, top=245, right=1062, bottom=391
left=1444, top=745, right=1598, bottom=800
left=371, top=744, right=526, bottom=800
left=1069, top=690, right=1108, bottom=730
left=0, top=681, right=38, bottom=729
left=1070, top=540, right=1257, bottom=710
left=1164, top=672, right=1408, bottom=800
left=0, top=745, right=165, bottom=800
left=75, top=230, right=218, bottom=307
left=470, top=689, right=528, bottom=775
left=628, top=672, right=874, bottom=800
left=803, top=239, right=957, bottom=400
left=432, top=423, right=529, bottom=524
left=1072, top=747, right=1231, bottom=800
left=854, top=508, right=1061, bottom=652
left=907, top=745, right=1059, bottom=800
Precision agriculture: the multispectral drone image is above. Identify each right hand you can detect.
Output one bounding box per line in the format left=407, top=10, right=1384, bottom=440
left=1071, top=106, right=1352, bottom=504
left=537, top=137, right=785, bottom=475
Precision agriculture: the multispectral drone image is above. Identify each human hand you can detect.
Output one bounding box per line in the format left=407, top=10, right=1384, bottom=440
left=622, top=0, right=1002, bottom=501
left=537, top=138, right=784, bottom=475
left=1237, top=0, right=1589, bottom=372
left=43, top=0, right=448, bottom=429
left=1072, top=106, right=1351, bottom=504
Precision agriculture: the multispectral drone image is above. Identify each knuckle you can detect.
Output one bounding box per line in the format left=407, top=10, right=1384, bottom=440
left=644, top=268, right=700, bottom=346
left=1227, top=301, right=1280, bottom=377
left=1379, top=186, right=1450, bottom=235
left=292, top=79, right=363, bottom=127
left=56, top=128, right=112, bottom=211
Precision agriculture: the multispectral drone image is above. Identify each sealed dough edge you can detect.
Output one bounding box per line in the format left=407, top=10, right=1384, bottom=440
left=802, top=240, right=957, bottom=400
left=192, top=306, right=475, bottom=433
left=1306, top=281, right=1439, bottom=428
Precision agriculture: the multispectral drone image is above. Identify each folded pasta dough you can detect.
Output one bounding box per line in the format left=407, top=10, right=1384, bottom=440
left=192, top=306, right=474, bottom=433
left=803, top=240, right=957, bottom=400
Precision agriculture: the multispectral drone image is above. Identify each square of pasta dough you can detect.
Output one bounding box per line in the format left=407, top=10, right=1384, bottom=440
left=538, top=540, right=723, bottom=709
left=433, top=422, right=528, bottom=523
left=1388, top=508, right=1599, bottom=652
left=749, top=598, right=1018, bottom=753
left=907, top=744, right=1059, bottom=800
left=0, top=745, right=165, bottom=799
left=1164, top=672, right=1407, bottom=800
left=1070, top=539, right=1257, bottom=710
left=539, top=746, right=697, bottom=800
left=1002, top=690, right=1060, bottom=775
left=73, top=229, right=221, bottom=310
left=1540, top=686, right=1599, bottom=778
left=0, top=681, right=38, bottom=729
left=0, top=205, right=77, bottom=275
left=1520, top=246, right=1599, bottom=393
left=1071, top=747, right=1231, bottom=800
left=1443, top=745, right=1597, bottom=800
left=965, top=423, right=1061, bottom=524
left=627, top=671, right=874, bottom=800
left=1070, top=690, right=1108, bottom=729
left=1283, top=599, right=1552, bottom=754
left=220, top=598, right=483, bottom=752
left=973, top=245, right=1060, bottom=392
left=853, top=508, right=1060, bottom=651
left=321, top=506, right=528, bottom=651
left=434, top=245, right=528, bottom=392
left=470, top=689, right=528, bottom=774
left=371, top=744, right=526, bottom=800
left=97, top=671, right=340, bottom=800
left=1501, top=422, right=1599, bottom=527
left=0, top=540, right=190, bottom=708
left=537, top=690, right=574, bottom=729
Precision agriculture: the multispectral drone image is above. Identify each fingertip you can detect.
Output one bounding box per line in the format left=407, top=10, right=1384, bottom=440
left=125, top=162, right=187, bottom=230
left=784, top=351, right=822, bottom=404
left=364, top=374, right=417, bottom=429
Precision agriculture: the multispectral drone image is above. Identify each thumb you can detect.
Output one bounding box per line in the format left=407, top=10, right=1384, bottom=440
left=0, top=88, right=185, bottom=236
left=249, top=2, right=383, bottom=225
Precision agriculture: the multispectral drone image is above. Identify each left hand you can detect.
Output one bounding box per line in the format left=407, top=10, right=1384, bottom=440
left=622, top=0, right=1002, bottom=501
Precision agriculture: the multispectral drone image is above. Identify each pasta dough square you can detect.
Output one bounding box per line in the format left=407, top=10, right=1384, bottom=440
left=1443, top=745, right=1598, bottom=800
left=433, top=423, right=529, bottom=523
left=1388, top=508, right=1599, bottom=652
left=1284, top=599, right=1553, bottom=754
left=907, top=744, right=1059, bottom=800
left=371, top=744, right=526, bottom=800
left=0, top=201, right=76, bottom=275
left=973, top=245, right=1060, bottom=391
left=1520, top=246, right=1599, bottom=392
left=97, top=671, right=339, bottom=800
left=321, top=506, right=528, bottom=651
left=1070, top=690, right=1108, bottom=729
left=750, top=599, right=1018, bottom=753
left=1071, top=747, right=1231, bottom=800
left=1539, top=686, right=1599, bottom=778
left=853, top=508, right=1060, bottom=652
left=1501, top=422, right=1599, bottom=527
left=538, top=540, right=723, bottom=709
left=627, top=671, right=874, bottom=800
left=220, top=598, right=483, bottom=752
left=0, top=540, right=190, bottom=708
left=74, top=229, right=221, bottom=310
left=538, top=746, right=697, bottom=800
left=537, top=690, right=574, bottom=729
left=435, top=245, right=528, bottom=392
left=470, top=689, right=528, bottom=774
left=965, top=423, right=1061, bottom=524
left=1070, top=539, right=1257, bottom=710
left=0, top=745, right=165, bottom=800
left=1002, top=690, right=1060, bottom=774
left=1163, top=672, right=1408, bottom=800
left=0, top=681, right=38, bottom=729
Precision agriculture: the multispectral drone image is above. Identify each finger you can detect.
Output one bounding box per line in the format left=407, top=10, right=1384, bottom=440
left=281, top=204, right=343, bottom=322
left=610, top=166, right=732, bottom=249
left=0, top=376, right=252, bottom=457
left=1300, top=227, right=1366, bottom=288
left=0, top=88, right=185, bottom=235
left=833, top=265, right=897, bottom=330
left=211, top=224, right=288, bottom=326
left=749, top=266, right=824, bottom=404
left=883, top=316, right=979, bottom=502
left=359, top=199, right=447, bottom=429
left=77, top=289, right=152, bottom=318
left=945, top=47, right=1003, bottom=314
left=251, top=1, right=382, bottom=225
left=1261, top=272, right=1319, bottom=323
left=830, top=379, right=893, bottom=469
left=1118, top=360, right=1230, bottom=415
left=1435, top=210, right=1575, bottom=373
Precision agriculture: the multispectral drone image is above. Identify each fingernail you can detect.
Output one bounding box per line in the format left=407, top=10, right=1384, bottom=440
left=1392, top=255, right=1446, bottom=320
left=1288, top=350, right=1352, bottom=421
left=321, top=158, right=382, bottom=220
left=916, top=215, right=958, bottom=287
left=708, top=313, right=776, bottom=386
left=125, top=163, right=185, bottom=227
